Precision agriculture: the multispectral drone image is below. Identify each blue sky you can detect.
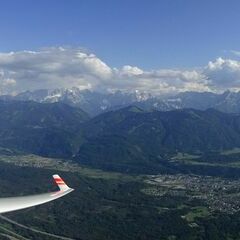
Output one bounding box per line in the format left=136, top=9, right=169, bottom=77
left=0, top=0, right=240, bottom=95
left=1, top=0, right=240, bottom=69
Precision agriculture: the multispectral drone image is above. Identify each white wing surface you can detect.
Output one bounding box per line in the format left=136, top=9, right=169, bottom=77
left=0, top=175, right=74, bottom=214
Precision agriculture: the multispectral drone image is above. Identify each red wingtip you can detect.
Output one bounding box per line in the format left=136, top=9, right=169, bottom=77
left=52, top=174, right=70, bottom=191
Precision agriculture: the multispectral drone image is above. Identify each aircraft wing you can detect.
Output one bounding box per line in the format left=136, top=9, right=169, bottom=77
left=0, top=175, right=74, bottom=214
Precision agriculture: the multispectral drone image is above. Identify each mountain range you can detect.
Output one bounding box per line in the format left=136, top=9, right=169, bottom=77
left=1, top=88, right=240, bottom=116
left=75, top=106, right=240, bottom=171
left=0, top=88, right=152, bottom=116
left=1, top=99, right=240, bottom=172
left=0, top=100, right=88, bottom=157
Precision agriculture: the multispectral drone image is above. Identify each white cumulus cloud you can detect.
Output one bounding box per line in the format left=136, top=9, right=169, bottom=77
left=204, top=57, right=240, bottom=91
left=0, top=47, right=239, bottom=95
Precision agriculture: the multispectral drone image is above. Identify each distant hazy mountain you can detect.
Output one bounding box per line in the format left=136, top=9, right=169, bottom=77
left=163, top=90, right=240, bottom=113
left=133, top=90, right=240, bottom=113
left=0, top=88, right=153, bottom=116
left=1, top=88, right=240, bottom=116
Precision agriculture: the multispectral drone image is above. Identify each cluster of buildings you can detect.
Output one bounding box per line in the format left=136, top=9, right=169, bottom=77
left=145, top=174, right=240, bottom=213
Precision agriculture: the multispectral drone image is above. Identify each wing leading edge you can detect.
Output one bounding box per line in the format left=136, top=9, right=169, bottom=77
left=0, top=175, right=74, bottom=214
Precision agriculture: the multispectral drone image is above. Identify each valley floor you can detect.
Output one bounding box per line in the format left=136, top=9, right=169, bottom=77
left=0, top=153, right=240, bottom=239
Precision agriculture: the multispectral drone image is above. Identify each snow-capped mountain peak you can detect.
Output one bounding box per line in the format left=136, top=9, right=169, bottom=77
left=1, top=88, right=240, bottom=116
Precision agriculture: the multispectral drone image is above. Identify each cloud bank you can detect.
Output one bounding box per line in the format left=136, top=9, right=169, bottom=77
left=0, top=47, right=239, bottom=95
